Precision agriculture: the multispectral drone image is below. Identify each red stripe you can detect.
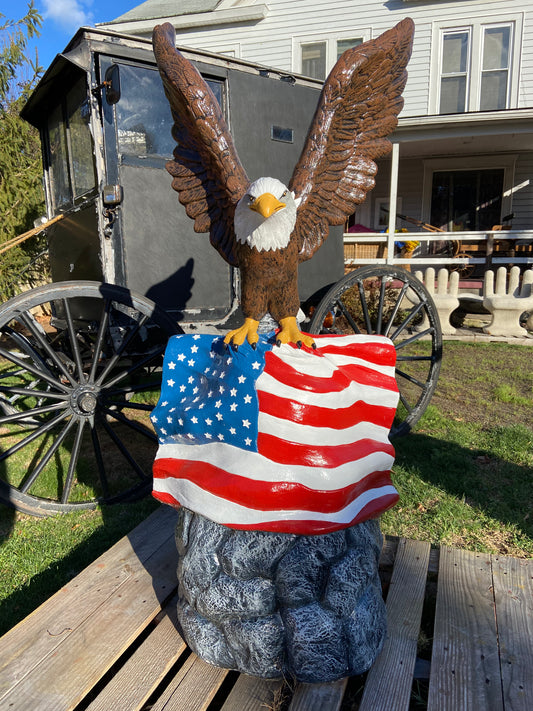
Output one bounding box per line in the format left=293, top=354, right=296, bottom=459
left=257, top=432, right=395, bottom=468
left=264, top=351, right=398, bottom=393
left=258, top=390, right=396, bottom=429
left=316, top=341, right=397, bottom=367
left=153, top=458, right=395, bottom=513
left=227, top=493, right=400, bottom=533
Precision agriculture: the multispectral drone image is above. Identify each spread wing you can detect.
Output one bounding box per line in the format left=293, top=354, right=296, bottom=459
left=289, top=18, right=415, bottom=261
left=153, top=23, right=250, bottom=266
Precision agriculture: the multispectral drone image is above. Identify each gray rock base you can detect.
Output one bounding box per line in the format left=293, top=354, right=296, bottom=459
left=174, top=508, right=386, bottom=683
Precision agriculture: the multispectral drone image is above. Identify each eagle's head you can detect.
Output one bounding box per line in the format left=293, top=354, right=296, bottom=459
left=234, top=177, right=299, bottom=252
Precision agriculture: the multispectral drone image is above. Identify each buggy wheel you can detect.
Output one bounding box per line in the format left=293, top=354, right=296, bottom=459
left=309, top=265, right=442, bottom=437
left=0, top=281, right=181, bottom=516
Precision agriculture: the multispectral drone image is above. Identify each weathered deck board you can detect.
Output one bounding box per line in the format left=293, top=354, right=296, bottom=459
left=0, top=506, right=180, bottom=711
left=0, top=506, right=529, bottom=711
left=149, top=654, right=228, bottom=711
left=359, top=538, right=431, bottom=711
left=492, top=555, right=533, bottom=711
left=289, top=678, right=348, bottom=711
left=220, top=675, right=283, bottom=711
left=427, top=546, right=503, bottom=711
left=85, top=600, right=188, bottom=711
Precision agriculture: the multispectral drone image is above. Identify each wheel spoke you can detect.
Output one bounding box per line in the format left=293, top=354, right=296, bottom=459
left=88, top=301, right=111, bottom=383
left=396, top=355, right=433, bottom=362
left=95, top=313, right=150, bottom=386
left=63, top=298, right=85, bottom=382
left=395, top=367, right=426, bottom=389
left=398, top=391, right=414, bottom=415
left=0, top=385, right=69, bottom=400
left=100, top=343, right=166, bottom=390
left=336, top=298, right=361, bottom=334
left=394, top=327, right=434, bottom=350
left=383, top=282, right=410, bottom=338
left=0, top=345, right=70, bottom=392
left=0, top=401, right=67, bottom=425
left=390, top=301, right=426, bottom=340
left=106, top=381, right=162, bottom=396
left=90, top=421, right=110, bottom=499
left=20, top=416, right=76, bottom=494
left=19, top=311, right=77, bottom=386
left=98, top=415, right=151, bottom=481
left=0, top=409, right=70, bottom=462
left=101, top=405, right=157, bottom=441
left=61, top=419, right=86, bottom=504
left=375, top=276, right=387, bottom=335
left=357, top=280, right=373, bottom=333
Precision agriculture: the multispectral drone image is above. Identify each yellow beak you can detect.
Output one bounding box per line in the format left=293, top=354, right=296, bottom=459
left=249, top=192, right=285, bottom=219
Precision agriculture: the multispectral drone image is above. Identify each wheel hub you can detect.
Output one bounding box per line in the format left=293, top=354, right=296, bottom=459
left=70, top=385, right=99, bottom=416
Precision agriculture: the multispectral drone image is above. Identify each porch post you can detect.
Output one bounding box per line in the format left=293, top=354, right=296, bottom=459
left=386, top=142, right=400, bottom=264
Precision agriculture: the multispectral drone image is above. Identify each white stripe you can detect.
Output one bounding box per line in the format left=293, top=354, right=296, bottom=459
left=257, top=371, right=400, bottom=409
left=313, top=335, right=394, bottom=349
left=272, top=348, right=396, bottom=380
left=153, top=477, right=398, bottom=526
left=154, top=441, right=395, bottom=489
left=258, top=412, right=391, bottom=446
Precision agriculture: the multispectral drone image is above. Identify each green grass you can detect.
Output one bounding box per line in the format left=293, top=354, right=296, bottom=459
left=0, top=340, right=532, bottom=638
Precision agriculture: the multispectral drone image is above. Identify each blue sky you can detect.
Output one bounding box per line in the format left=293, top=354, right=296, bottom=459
left=8, top=1, right=137, bottom=72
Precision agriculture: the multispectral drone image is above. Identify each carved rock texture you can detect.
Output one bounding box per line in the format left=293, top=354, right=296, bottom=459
left=174, top=508, right=386, bottom=682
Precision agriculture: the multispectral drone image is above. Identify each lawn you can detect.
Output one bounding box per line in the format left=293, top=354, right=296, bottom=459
left=0, top=340, right=532, bottom=638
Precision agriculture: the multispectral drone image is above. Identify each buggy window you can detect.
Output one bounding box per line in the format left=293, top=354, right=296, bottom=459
left=47, top=76, right=97, bottom=210
left=114, top=62, right=224, bottom=158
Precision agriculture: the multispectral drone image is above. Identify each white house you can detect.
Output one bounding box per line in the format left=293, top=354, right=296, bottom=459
left=101, top=0, right=533, bottom=272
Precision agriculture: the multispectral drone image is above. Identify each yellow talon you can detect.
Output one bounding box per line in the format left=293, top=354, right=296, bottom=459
left=277, top=317, right=316, bottom=349
left=224, top=317, right=260, bottom=348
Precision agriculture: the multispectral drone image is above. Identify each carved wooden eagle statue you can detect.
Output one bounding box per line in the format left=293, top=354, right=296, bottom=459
left=153, top=19, right=414, bottom=349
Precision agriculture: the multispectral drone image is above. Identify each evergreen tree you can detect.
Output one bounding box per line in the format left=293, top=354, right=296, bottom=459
left=0, top=2, right=45, bottom=300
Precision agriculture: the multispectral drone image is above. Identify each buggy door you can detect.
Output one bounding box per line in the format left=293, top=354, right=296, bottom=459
left=99, top=55, right=234, bottom=323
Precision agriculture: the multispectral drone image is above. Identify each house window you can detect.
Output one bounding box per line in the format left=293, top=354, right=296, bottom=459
left=432, top=16, right=520, bottom=114
left=297, top=35, right=367, bottom=80
left=430, top=169, right=504, bottom=231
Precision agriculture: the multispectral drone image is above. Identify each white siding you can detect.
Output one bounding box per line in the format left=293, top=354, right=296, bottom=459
left=118, top=0, right=533, bottom=117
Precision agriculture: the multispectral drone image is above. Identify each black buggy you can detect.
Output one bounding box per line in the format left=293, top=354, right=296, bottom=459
left=0, top=27, right=441, bottom=515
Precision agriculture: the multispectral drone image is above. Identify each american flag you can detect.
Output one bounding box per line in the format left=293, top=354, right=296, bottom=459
left=152, top=332, right=399, bottom=535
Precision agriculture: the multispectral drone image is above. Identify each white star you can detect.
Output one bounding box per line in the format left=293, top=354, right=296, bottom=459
left=167, top=379, right=175, bottom=387
left=219, top=371, right=226, bottom=379
left=238, top=375, right=246, bottom=384
left=242, top=419, right=251, bottom=428
left=243, top=394, right=252, bottom=404
left=204, top=367, right=210, bottom=374
left=216, top=412, right=223, bottom=421
left=210, top=351, right=216, bottom=359
left=252, top=361, right=261, bottom=370
left=193, top=386, right=199, bottom=394
left=208, top=390, right=213, bottom=397
left=180, top=385, right=186, bottom=392
left=169, top=407, right=176, bottom=412
left=199, top=402, right=205, bottom=409
left=245, top=437, right=252, bottom=446
left=151, top=415, right=157, bottom=422
left=230, top=403, right=237, bottom=412
left=188, top=359, right=195, bottom=367
left=177, top=353, right=186, bottom=361
left=205, top=432, right=212, bottom=439
left=187, top=433, right=194, bottom=439
left=217, top=433, right=224, bottom=440
left=167, top=416, right=172, bottom=423
left=168, top=361, right=176, bottom=370
left=188, top=376, right=194, bottom=384
left=219, top=385, right=225, bottom=393
left=178, top=418, right=184, bottom=426
left=205, top=418, right=212, bottom=425
left=230, top=388, right=237, bottom=397
left=229, top=427, right=236, bottom=435
left=193, top=334, right=201, bottom=340
left=226, top=357, right=233, bottom=365
left=191, top=345, right=198, bottom=353
left=160, top=428, right=167, bottom=435
left=215, top=400, right=222, bottom=408
left=191, top=416, right=198, bottom=424
left=161, top=401, right=168, bottom=407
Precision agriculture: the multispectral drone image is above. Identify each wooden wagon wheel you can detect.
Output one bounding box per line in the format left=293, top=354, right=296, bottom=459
left=0, top=281, right=181, bottom=516
left=309, top=265, right=442, bottom=437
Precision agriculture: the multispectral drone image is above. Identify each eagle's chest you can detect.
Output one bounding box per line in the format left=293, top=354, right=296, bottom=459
left=236, top=239, right=298, bottom=285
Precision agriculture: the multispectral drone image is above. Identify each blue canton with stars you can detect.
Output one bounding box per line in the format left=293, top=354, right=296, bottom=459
left=151, top=333, right=274, bottom=452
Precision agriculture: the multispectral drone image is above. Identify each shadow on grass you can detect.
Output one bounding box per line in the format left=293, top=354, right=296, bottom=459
left=0, top=497, right=158, bottom=638
left=392, top=426, right=533, bottom=546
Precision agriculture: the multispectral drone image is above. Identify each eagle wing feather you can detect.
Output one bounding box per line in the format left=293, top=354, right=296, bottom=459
left=290, top=18, right=415, bottom=261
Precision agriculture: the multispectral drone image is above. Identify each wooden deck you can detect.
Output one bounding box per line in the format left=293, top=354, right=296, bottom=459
left=0, top=506, right=531, bottom=711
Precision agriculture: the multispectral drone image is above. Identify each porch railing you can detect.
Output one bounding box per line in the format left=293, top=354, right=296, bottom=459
left=343, top=229, right=533, bottom=271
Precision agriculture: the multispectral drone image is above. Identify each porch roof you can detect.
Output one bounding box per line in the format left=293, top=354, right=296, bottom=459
left=393, top=108, right=533, bottom=157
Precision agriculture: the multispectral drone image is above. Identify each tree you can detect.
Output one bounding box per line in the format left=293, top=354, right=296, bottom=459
left=0, top=2, right=45, bottom=300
